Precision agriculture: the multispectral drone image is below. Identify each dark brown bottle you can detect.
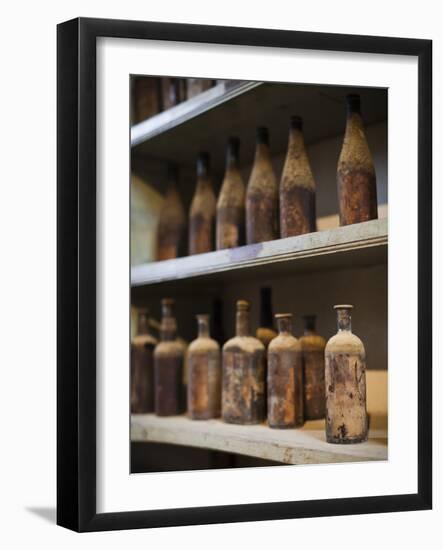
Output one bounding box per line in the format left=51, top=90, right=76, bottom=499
left=154, top=299, right=185, bottom=416
left=222, top=300, right=266, bottom=424
left=246, top=127, right=279, bottom=244
left=325, top=305, right=368, bottom=443
left=267, top=314, right=303, bottom=428
left=132, top=77, right=161, bottom=123
left=187, top=315, right=221, bottom=420
left=157, top=164, right=186, bottom=261
left=300, top=315, right=326, bottom=420
left=256, top=287, right=278, bottom=349
left=337, top=94, right=378, bottom=226
left=131, top=309, right=158, bottom=413
left=189, top=152, right=216, bottom=255
left=216, top=137, right=245, bottom=250
left=280, top=116, right=317, bottom=237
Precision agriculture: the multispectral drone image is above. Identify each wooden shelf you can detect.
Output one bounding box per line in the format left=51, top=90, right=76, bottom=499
left=131, top=218, right=387, bottom=288
left=131, top=414, right=387, bottom=465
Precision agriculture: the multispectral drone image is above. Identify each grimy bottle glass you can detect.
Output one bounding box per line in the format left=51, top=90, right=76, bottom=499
left=300, top=315, right=326, bottom=420
left=337, top=94, right=378, bottom=226
left=256, top=286, right=277, bottom=349
left=246, top=127, right=279, bottom=244
left=157, top=164, right=186, bottom=261
left=187, top=315, right=221, bottom=420
left=189, top=152, right=216, bottom=255
left=267, top=314, right=303, bottom=428
left=154, top=298, right=185, bottom=416
left=280, top=116, right=317, bottom=237
left=130, top=308, right=158, bottom=413
left=325, top=305, right=368, bottom=443
left=216, top=137, right=245, bottom=250
left=222, top=300, right=266, bottom=424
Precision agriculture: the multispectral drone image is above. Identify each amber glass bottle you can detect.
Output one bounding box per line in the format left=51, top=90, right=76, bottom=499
left=280, top=116, right=317, bottom=237
left=157, top=164, right=186, bottom=261
left=246, top=127, right=279, bottom=244
left=325, top=305, right=368, bottom=443
left=187, top=315, right=221, bottom=420
left=300, top=315, right=326, bottom=420
left=131, top=309, right=158, bottom=413
left=216, top=137, right=245, bottom=250
left=189, top=152, right=216, bottom=255
left=267, top=314, right=303, bottom=428
left=256, top=287, right=278, bottom=349
left=222, top=300, right=266, bottom=424
left=154, top=299, right=185, bottom=416
left=337, top=94, right=378, bottom=226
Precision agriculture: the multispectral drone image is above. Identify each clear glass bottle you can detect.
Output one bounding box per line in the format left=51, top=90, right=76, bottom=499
left=216, top=137, right=245, bottom=250
left=337, top=94, right=378, bottom=226
left=153, top=298, right=185, bottom=416
left=246, top=127, right=279, bottom=244
left=187, top=314, right=221, bottom=420
left=280, top=116, right=317, bottom=237
left=130, top=308, right=158, bottom=413
left=189, top=152, right=216, bottom=255
left=267, top=313, right=303, bottom=428
left=325, top=305, right=368, bottom=443
left=222, top=300, right=266, bottom=424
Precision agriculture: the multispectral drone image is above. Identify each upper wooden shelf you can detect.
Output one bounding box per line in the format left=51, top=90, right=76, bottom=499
left=131, top=218, right=387, bottom=288
left=131, top=413, right=387, bottom=465
left=131, top=81, right=387, bottom=178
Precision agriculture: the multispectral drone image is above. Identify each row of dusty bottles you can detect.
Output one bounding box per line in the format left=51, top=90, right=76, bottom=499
left=131, top=297, right=368, bottom=444
left=157, top=93, right=377, bottom=261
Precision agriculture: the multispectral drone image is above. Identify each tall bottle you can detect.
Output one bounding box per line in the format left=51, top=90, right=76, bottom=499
left=189, top=152, right=216, bottom=255
left=157, top=164, right=186, bottom=261
left=131, top=308, right=158, bottom=413
left=216, top=137, right=245, bottom=250
left=154, top=298, right=185, bottom=416
left=267, top=314, right=303, bottom=428
left=280, top=116, right=317, bottom=237
left=187, top=315, right=221, bottom=420
left=300, top=315, right=326, bottom=420
left=256, top=287, right=278, bottom=349
left=337, top=94, right=378, bottom=226
left=246, top=127, right=279, bottom=244
left=325, top=305, right=368, bottom=443
left=222, top=300, right=266, bottom=424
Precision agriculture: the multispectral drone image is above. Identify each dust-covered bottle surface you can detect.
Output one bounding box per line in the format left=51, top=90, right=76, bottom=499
left=189, top=152, right=216, bottom=255
left=325, top=305, right=368, bottom=443
left=300, top=314, right=326, bottom=420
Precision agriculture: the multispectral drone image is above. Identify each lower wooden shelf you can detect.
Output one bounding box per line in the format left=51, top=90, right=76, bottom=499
left=131, top=414, right=388, bottom=465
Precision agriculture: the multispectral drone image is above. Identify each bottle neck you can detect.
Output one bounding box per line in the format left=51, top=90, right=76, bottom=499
left=259, top=288, right=273, bottom=328
left=236, top=309, right=250, bottom=337
left=137, top=313, right=150, bottom=335
left=288, top=126, right=305, bottom=152
left=303, top=315, right=316, bottom=335
left=197, top=315, right=210, bottom=339
left=336, top=309, right=352, bottom=332
left=197, top=156, right=210, bottom=179
left=226, top=140, right=240, bottom=171
left=276, top=316, right=292, bottom=335
left=160, top=301, right=177, bottom=341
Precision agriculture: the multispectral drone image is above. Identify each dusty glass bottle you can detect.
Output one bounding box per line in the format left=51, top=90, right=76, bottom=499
left=216, top=137, right=245, bottom=250
left=187, top=315, right=221, bottom=420
left=157, top=164, right=186, bottom=261
left=280, top=116, right=317, bottom=237
left=337, top=94, right=378, bottom=226
left=325, top=305, right=368, bottom=443
left=246, top=127, right=279, bottom=244
left=267, top=314, right=303, bottom=428
left=131, top=309, right=158, bottom=413
left=256, top=287, right=278, bottom=349
left=222, top=300, right=266, bottom=424
left=154, top=298, right=185, bottom=416
left=300, top=315, right=326, bottom=420
left=189, top=152, right=216, bottom=255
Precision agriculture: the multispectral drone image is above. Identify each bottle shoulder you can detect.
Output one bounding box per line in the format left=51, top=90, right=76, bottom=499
left=188, top=336, right=220, bottom=354
left=300, top=333, right=326, bottom=351
left=132, top=333, right=158, bottom=347
left=268, top=333, right=301, bottom=352
left=338, top=119, right=375, bottom=171
left=223, top=335, right=265, bottom=354
left=217, top=171, right=245, bottom=208
left=154, top=339, right=184, bottom=356
left=325, top=331, right=365, bottom=355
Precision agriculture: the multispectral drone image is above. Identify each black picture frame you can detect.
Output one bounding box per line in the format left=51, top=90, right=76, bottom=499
left=57, top=17, right=432, bottom=532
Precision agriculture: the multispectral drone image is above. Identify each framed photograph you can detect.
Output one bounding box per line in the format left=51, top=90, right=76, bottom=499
left=57, top=17, right=432, bottom=531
